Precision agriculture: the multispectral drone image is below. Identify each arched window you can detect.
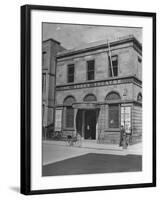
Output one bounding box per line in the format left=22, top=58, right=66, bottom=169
left=105, top=92, right=121, bottom=129
left=105, top=92, right=121, bottom=101
left=63, top=96, right=76, bottom=106
left=63, top=96, right=76, bottom=128
left=83, top=94, right=97, bottom=102
left=137, top=93, right=142, bottom=102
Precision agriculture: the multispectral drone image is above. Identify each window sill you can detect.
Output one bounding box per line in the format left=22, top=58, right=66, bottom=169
left=63, top=128, right=75, bottom=131
left=105, top=128, right=120, bottom=132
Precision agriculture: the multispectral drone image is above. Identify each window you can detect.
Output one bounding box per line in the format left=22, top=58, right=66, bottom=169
left=87, top=60, right=95, bottom=80
left=42, top=73, right=46, bottom=93
left=108, top=104, right=120, bottom=128
left=65, top=107, right=74, bottom=128
left=63, top=96, right=76, bottom=129
left=42, top=51, right=47, bottom=66
left=138, top=56, right=142, bottom=63
left=137, top=93, right=142, bottom=102
left=67, top=64, right=74, bottom=83
left=84, top=94, right=97, bottom=102
left=105, top=92, right=121, bottom=129
left=109, top=55, right=118, bottom=77
left=106, top=92, right=120, bottom=101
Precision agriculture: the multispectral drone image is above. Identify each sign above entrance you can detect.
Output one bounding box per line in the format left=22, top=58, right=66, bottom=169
left=56, top=76, right=142, bottom=91
left=73, top=103, right=100, bottom=109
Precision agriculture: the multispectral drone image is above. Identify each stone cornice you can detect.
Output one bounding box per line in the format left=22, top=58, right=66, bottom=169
left=56, top=76, right=142, bottom=91
left=56, top=100, right=142, bottom=107
left=56, top=36, right=142, bottom=59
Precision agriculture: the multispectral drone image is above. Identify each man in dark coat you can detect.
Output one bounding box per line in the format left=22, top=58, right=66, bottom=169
left=119, top=125, right=125, bottom=147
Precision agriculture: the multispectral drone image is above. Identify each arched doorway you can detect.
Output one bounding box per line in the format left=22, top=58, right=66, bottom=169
left=76, top=94, right=98, bottom=140
left=63, top=96, right=76, bottom=129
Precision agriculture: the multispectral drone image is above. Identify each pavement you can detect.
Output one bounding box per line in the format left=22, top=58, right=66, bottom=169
left=42, top=140, right=142, bottom=165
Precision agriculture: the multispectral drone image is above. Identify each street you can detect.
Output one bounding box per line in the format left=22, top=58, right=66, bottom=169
left=42, top=141, right=142, bottom=176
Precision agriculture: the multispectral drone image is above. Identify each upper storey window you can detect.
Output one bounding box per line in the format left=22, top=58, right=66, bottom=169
left=87, top=60, right=95, bottom=80
left=42, top=51, right=47, bottom=67
left=67, top=64, right=74, bottom=83
left=109, top=55, right=118, bottom=77
left=138, top=56, right=142, bottom=63
left=42, top=73, right=46, bottom=94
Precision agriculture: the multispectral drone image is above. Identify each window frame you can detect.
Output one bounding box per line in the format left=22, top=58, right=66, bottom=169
left=65, top=106, right=74, bottom=129
left=87, top=60, right=95, bottom=81
left=42, top=51, right=47, bottom=67
left=108, top=103, right=120, bottom=129
left=138, top=56, right=142, bottom=63
left=67, top=64, right=75, bottom=83
left=108, top=55, right=118, bottom=77
left=42, top=73, right=46, bottom=95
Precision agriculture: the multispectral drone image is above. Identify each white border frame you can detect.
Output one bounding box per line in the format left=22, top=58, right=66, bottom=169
left=30, top=9, right=153, bottom=191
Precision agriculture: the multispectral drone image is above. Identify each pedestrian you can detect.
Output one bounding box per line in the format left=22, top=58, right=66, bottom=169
left=122, top=130, right=128, bottom=149
left=77, top=133, right=82, bottom=147
left=119, top=125, right=125, bottom=147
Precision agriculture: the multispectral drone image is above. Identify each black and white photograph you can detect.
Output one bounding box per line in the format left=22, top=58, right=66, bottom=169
left=42, top=23, right=143, bottom=177
left=20, top=5, right=156, bottom=194
left=0, top=0, right=159, bottom=199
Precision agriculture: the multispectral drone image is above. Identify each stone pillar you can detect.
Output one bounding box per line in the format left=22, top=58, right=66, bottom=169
left=97, top=104, right=107, bottom=143
left=82, top=110, right=85, bottom=139
left=73, top=108, right=78, bottom=136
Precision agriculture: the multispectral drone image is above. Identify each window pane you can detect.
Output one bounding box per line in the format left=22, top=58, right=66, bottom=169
left=87, top=60, right=95, bottom=80
left=42, top=74, right=46, bottom=93
left=88, top=71, right=94, bottom=80
left=68, top=64, right=74, bottom=83
left=106, top=92, right=120, bottom=101
left=109, top=105, right=119, bottom=128
left=109, top=56, right=118, bottom=77
left=87, top=60, right=94, bottom=70
left=66, top=107, right=74, bottom=128
left=42, top=52, right=47, bottom=66
left=68, top=66, right=74, bottom=74
left=113, top=66, right=118, bottom=76
left=68, top=75, right=74, bottom=83
left=84, top=94, right=97, bottom=102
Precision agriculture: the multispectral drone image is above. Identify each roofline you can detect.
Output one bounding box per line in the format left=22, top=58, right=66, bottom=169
left=43, top=38, right=61, bottom=45
left=56, top=35, right=142, bottom=59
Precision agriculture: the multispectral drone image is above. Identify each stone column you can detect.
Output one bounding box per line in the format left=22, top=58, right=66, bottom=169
left=97, top=104, right=107, bottom=143
left=82, top=110, right=85, bottom=139
left=73, top=108, right=78, bottom=136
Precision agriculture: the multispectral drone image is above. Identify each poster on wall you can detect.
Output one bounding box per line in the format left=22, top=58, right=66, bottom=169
left=55, top=108, right=62, bottom=131
left=121, top=106, right=131, bottom=133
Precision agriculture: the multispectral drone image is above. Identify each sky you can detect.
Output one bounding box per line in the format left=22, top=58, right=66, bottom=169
left=42, top=23, right=142, bottom=50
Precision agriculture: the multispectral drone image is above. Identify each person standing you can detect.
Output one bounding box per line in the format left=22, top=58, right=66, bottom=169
left=119, top=125, right=125, bottom=147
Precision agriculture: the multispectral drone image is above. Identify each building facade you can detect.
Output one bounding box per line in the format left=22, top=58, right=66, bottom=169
left=42, top=39, right=65, bottom=138
left=43, top=35, right=142, bottom=144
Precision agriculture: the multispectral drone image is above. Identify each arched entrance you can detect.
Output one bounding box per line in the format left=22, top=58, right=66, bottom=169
left=75, top=94, right=99, bottom=140
left=63, top=96, right=76, bottom=129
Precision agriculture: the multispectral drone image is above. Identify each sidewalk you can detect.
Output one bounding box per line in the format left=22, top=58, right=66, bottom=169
left=43, top=140, right=142, bottom=155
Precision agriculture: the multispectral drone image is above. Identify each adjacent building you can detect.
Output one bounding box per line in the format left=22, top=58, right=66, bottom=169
left=42, top=39, right=65, bottom=138
left=42, top=35, right=142, bottom=144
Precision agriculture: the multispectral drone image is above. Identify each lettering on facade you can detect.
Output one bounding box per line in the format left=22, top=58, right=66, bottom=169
left=56, top=77, right=139, bottom=91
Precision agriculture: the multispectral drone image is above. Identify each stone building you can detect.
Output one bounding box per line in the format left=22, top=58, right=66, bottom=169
left=42, top=39, right=65, bottom=138
left=42, top=35, right=142, bottom=144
